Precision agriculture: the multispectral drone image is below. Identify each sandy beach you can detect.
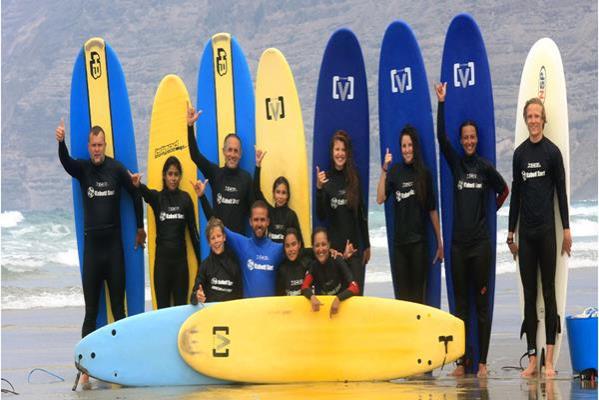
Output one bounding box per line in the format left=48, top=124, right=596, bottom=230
left=2, top=268, right=597, bottom=399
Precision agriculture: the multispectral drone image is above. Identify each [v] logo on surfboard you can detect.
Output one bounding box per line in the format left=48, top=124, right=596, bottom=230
left=538, top=66, right=547, bottom=102
left=265, top=96, right=286, bottom=120
left=216, top=48, right=228, bottom=76
left=212, top=326, right=230, bottom=357
left=390, top=67, right=412, bottom=93
left=332, top=76, right=354, bottom=101
left=89, top=51, right=102, bottom=80
left=453, top=62, right=476, bottom=88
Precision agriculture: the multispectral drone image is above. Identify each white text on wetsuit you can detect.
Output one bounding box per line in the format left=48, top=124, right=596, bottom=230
left=521, top=162, right=546, bottom=182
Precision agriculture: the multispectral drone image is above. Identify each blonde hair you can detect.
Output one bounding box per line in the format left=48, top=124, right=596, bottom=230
left=205, top=217, right=225, bottom=241
left=523, top=98, right=547, bottom=128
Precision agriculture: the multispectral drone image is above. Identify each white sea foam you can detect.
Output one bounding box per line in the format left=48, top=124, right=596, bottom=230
left=52, top=248, right=80, bottom=267
left=1, top=287, right=83, bottom=310
left=1, top=211, right=24, bottom=228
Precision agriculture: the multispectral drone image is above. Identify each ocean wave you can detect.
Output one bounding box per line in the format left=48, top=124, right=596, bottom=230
left=1, top=211, right=24, bottom=228
left=52, top=248, right=80, bottom=267
left=1, top=286, right=83, bottom=309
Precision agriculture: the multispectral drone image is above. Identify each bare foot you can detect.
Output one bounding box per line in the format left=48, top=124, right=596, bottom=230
left=477, top=363, right=488, bottom=378
left=451, top=365, right=465, bottom=377
left=79, top=373, right=89, bottom=384
left=521, top=356, right=538, bottom=377
left=544, top=362, right=557, bottom=378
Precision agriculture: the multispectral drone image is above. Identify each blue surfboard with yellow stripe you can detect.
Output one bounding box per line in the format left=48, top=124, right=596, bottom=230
left=69, top=38, right=144, bottom=328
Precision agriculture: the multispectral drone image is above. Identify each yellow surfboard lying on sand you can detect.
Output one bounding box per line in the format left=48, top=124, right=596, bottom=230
left=147, top=75, right=199, bottom=309
left=178, top=296, right=464, bottom=383
left=255, top=48, right=311, bottom=246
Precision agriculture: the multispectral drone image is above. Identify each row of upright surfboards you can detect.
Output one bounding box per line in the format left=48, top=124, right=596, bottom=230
left=70, top=12, right=570, bottom=382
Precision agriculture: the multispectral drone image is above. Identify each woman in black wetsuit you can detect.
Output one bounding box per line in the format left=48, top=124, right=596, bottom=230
left=301, top=227, right=359, bottom=316
left=254, top=148, right=303, bottom=244
left=435, top=82, right=509, bottom=378
left=315, top=130, right=370, bottom=295
left=276, top=228, right=312, bottom=296
left=131, top=156, right=200, bottom=308
left=376, top=125, right=443, bottom=306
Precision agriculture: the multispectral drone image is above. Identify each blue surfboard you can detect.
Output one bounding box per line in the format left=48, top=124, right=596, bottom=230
left=74, top=304, right=226, bottom=386
left=440, top=14, right=496, bottom=373
left=312, top=28, right=369, bottom=237
left=378, top=21, right=441, bottom=308
left=195, top=33, right=255, bottom=259
left=69, top=38, right=144, bottom=328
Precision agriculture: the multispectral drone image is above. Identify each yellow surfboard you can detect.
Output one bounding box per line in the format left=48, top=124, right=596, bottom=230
left=147, top=75, right=199, bottom=309
left=178, top=296, right=464, bottom=383
left=255, top=48, right=311, bottom=246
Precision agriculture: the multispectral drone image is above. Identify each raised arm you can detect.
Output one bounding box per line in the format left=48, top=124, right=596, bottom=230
left=187, top=104, right=217, bottom=181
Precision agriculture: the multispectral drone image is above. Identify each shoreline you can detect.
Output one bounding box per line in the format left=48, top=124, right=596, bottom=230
left=2, top=267, right=597, bottom=399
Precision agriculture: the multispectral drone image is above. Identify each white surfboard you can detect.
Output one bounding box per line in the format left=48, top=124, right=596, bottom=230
left=514, top=38, right=570, bottom=369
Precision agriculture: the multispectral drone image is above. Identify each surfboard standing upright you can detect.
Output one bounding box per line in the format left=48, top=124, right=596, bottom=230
left=69, top=38, right=144, bottom=328
left=312, top=28, right=369, bottom=237
left=378, top=20, right=441, bottom=307
left=146, top=75, right=199, bottom=309
left=195, top=33, right=255, bottom=258
left=439, top=14, right=496, bottom=373
left=514, top=38, right=570, bottom=369
left=255, top=48, right=311, bottom=246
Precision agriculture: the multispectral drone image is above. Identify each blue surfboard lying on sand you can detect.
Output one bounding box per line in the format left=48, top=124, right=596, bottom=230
left=378, top=20, right=441, bottom=307
left=195, top=33, right=255, bottom=258
left=312, top=28, right=369, bottom=235
left=440, top=14, right=497, bottom=373
left=74, top=305, right=226, bottom=386
left=69, top=38, right=144, bottom=328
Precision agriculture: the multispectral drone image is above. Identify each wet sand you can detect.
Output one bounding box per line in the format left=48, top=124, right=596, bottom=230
left=2, top=268, right=597, bottom=399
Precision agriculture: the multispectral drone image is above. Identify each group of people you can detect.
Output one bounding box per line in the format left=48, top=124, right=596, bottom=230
left=57, top=81, right=571, bottom=382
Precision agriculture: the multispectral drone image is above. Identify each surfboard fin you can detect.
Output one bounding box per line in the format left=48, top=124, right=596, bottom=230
left=438, top=335, right=454, bottom=370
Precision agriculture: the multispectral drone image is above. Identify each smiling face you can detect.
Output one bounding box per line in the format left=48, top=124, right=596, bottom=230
left=284, top=233, right=300, bottom=261
left=250, top=206, right=269, bottom=239
left=163, top=165, right=181, bottom=191
left=88, top=131, right=107, bottom=165
left=313, top=231, right=330, bottom=264
left=525, top=103, right=545, bottom=141
left=222, top=135, right=241, bottom=169
left=208, top=226, right=226, bottom=255
left=401, top=134, right=414, bottom=165
left=332, top=139, right=347, bottom=170
left=273, top=182, right=289, bottom=207
left=460, top=125, right=478, bottom=156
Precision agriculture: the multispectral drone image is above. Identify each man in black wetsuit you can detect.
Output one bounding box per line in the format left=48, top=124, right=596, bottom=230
left=507, top=98, right=571, bottom=378
left=187, top=105, right=253, bottom=233
left=56, top=119, right=145, bottom=384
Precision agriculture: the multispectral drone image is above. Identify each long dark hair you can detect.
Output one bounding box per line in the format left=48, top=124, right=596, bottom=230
left=162, top=156, right=182, bottom=190
left=330, top=130, right=360, bottom=211
left=400, top=125, right=427, bottom=207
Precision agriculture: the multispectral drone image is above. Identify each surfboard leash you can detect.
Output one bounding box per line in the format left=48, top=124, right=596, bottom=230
left=27, top=368, right=65, bottom=384
left=1, top=378, right=18, bottom=395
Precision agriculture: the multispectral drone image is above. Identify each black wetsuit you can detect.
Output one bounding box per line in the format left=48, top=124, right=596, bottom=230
left=508, top=136, right=569, bottom=354
left=58, top=141, right=143, bottom=338
left=277, top=248, right=313, bottom=296
left=316, top=168, right=370, bottom=295
left=385, top=161, right=435, bottom=304
left=300, top=257, right=359, bottom=301
left=188, top=125, right=253, bottom=233
left=254, top=166, right=303, bottom=244
left=190, top=248, right=242, bottom=303
left=139, top=184, right=200, bottom=308
left=437, top=102, right=509, bottom=364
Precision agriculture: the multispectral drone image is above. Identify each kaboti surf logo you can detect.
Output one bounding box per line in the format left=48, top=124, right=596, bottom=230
left=212, top=326, right=230, bottom=358
left=265, top=96, right=286, bottom=120
left=453, top=62, right=475, bottom=88
left=538, top=66, right=546, bottom=103
left=332, top=76, right=354, bottom=101
left=390, top=67, right=412, bottom=93
left=89, top=51, right=102, bottom=80
left=216, top=48, right=228, bottom=76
